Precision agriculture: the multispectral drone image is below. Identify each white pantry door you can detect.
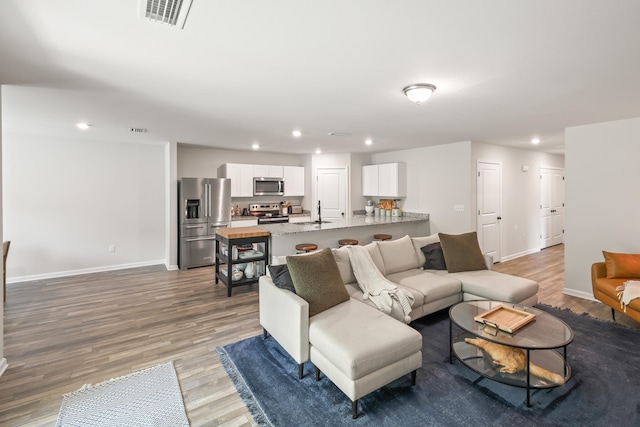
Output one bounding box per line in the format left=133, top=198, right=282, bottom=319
left=316, top=168, right=347, bottom=222
left=540, top=167, right=565, bottom=248
left=477, top=161, right=502, bottom=263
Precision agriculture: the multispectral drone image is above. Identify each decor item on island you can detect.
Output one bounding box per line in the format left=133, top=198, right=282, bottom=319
left=56, top=362, right=189, bottom=427
left=218, top=305, right=640, bottom=426
left=438, top=231, right=488, bottom=273
left=365, top=200, right=374, bottom=215
left=402, top=83, right=437, bottom=104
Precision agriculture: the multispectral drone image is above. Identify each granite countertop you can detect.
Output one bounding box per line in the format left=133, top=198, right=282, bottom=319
left=258, top=213, right=429, bottom=236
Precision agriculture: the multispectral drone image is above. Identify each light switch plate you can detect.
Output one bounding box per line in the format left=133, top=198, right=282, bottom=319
left=454, top=204, right=465, bottom=212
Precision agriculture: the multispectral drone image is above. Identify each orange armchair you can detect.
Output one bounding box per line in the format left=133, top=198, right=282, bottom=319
left=592, top=261, right=640, bottom=323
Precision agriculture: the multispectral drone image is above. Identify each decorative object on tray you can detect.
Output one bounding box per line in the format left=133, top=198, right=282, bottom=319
left=464, top=337, right=565, bottom=385
left=474, top=305, right=536, bottom=333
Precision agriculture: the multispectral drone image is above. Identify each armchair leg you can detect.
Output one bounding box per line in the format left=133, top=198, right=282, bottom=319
left=315, top=366, right=321, bottom=381
left=411, top=369, right=417, bottom=386
left=352, top=400, right=358, bottom=419
left=611, top=307, right=616, bottom=321
left=263, top=328, right=269, bottom=339
left=298, top=363, right=304, bottom=379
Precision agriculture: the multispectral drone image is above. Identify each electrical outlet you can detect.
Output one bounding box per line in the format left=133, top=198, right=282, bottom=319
left=454, top=204, right=465, bottom=212
left=108, top=244, right=116, bottom=252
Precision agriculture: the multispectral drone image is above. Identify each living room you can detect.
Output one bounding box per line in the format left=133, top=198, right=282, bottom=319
left=1, top=1, right=640, bottom=425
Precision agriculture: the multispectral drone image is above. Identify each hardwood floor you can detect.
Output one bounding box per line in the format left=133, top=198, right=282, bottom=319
left=0, top=244, right=637, bottom=426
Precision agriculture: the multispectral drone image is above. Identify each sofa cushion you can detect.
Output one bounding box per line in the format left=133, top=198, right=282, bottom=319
left=386, top=270, right=462, bottom=304
left=378, top=235, right=421, bottom=274
left=421, top=242, right=447, bottom=270
left=331, top=242, right=386, bottom=285
left=446, top=270, right=538, bottom=303
left=603, top=251, right=640, bottom=278
left=412, top=234, right=440, bottom=266
left=438, top=232, right=487, bottom=273
left=286, top=248, right=350, bottom=317
left=309, top=299, right=422, bottom=380
left=268, top=264, right=296, bottom=293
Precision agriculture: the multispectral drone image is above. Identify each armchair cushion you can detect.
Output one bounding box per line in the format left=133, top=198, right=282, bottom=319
left=603, top=251, right=640, bottom=278
left=287, top=248, right=350, bottom=317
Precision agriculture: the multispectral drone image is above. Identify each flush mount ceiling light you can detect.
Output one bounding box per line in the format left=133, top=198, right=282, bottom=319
left=403, top=83, right=437, bottom=104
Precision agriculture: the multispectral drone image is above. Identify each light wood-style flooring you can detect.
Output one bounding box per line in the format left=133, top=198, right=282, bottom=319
left=0, top=244, right=637, bottom=426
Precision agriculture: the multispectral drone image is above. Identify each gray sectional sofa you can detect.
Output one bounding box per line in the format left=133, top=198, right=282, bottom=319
left=258, top=233, right=539, bottom=418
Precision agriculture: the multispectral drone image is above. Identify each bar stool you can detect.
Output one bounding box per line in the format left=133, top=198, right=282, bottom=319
left=338, top=239, right=359, bottom=247
left=295, top=243, right=318, bottom=253
left=373, top=234, right=392, bottom=241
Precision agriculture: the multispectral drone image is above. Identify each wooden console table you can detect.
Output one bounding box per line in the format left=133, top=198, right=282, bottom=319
left=215, top=227, right=270, bottom=297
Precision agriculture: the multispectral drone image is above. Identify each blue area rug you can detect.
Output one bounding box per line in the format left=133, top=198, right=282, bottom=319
left=217, top=305, right=640, bottom=426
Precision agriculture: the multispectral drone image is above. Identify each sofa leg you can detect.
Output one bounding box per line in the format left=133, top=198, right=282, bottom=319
left=263, top=328, right=269, bottom=339
left=315, top=366, right=321, bottom=382
left=352, top=400, right=358, bottom=419
left=611, top=308, right=616, bottom=321
left=298, top=363, right=304, bottom=379
left=411, top=369, right=417, bottom=386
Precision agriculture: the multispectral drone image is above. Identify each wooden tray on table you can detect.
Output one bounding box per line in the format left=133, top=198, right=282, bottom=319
left=474, top=305, right=536, bottom=333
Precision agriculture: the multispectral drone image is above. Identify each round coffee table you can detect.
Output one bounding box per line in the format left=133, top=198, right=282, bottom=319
left=449, top=300, right=574, bottom=406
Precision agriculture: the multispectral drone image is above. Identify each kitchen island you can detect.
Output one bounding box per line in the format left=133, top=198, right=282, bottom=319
left=258, top=213, right=430, bottom=258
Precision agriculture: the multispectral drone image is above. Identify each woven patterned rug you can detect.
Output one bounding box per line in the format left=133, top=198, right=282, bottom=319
left=56, top=362, right=189, bottom=427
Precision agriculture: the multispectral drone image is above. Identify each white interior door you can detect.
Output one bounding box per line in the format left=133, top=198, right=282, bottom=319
left=316, top=168, right=347, bottom=222
left=477, top=161, right=502, bottom=263
left=540, top=167, right=565, bottom=248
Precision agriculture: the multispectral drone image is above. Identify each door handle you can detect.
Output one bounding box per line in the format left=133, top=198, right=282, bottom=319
left=497, top=216, right=502, bottom=220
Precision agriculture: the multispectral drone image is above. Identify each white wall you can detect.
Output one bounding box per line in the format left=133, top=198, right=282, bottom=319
left=565, top=117, right=640, bottom=299
left=2, top=134, right=167, bottom=281
left=373, top=141, right=565, bottom=261
left=373, top=141, right=474, bottom=234
left=472, top=142, right=565, bottom=260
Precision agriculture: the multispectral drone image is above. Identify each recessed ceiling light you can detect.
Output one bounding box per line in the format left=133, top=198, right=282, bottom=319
left=76, top=123, right=90, bottom=130
left=531, top=138, right=540, bottom=144
left=292, top=130, right=302, bottom=137
left=365, top=139, right=373, bottom=145
left=315, top=148, right=322, bottom=154
left=252, top=143, right=260, bottom=150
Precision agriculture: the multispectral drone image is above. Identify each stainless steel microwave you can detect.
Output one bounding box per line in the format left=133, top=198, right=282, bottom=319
left=253, top=177, right=285, bottom=196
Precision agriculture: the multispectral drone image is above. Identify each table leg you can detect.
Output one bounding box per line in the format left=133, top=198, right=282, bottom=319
left=449, top=318, right=453, bottom=364
left=526, top=348, right=531, bottom=407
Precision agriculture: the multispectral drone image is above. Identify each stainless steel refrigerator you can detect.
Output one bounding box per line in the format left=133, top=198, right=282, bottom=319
left=179, top=177, right=231, bottom=269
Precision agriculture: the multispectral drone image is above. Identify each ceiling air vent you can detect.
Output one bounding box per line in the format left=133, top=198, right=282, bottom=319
left=130, top=127, right=148, bottom=134
left=138, top=0, right=193, bottom=29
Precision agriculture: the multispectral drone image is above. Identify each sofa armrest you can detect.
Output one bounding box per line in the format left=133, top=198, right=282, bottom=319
left=483, top=254, right=493, bottom=270
left=591, top=262, right=607, bottom=282
left=259, top=275, right=310, bottom=365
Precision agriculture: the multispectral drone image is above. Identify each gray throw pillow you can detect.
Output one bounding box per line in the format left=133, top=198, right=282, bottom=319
left=421, top=242, right=447, bottom=270
left=438, top=232, right=487, bottom=273
left=286, top=248, right=350, bottom=317
left=268, top=264, right=296, bottom=293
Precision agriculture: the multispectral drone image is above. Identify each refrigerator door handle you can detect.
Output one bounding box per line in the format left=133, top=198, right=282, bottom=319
left=204, top=183, right=209, bottom=218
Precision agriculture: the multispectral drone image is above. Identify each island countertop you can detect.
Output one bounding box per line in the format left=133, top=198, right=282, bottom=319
left=258, top=213, right=429, bottom=236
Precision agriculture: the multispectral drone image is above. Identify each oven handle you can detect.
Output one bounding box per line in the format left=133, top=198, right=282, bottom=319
left=184, top=236, right=216, bottom=242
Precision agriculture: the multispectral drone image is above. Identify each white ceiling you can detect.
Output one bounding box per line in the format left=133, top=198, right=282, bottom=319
left=1, top=1, right=640, bottom=155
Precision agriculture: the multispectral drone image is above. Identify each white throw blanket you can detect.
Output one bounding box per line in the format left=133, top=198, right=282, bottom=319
left=346, top=245, right=414, bottom=323
left=616, top=280, right=640, bottom=312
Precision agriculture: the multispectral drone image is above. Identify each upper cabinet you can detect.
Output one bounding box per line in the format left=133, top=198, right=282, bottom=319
left=362, top=162, right=407, bottom=197
left=253, top=165, right=283, bottom=178
left=283, top=166, right=305, bottom=196
left=218, top=163, right=254, bottom=197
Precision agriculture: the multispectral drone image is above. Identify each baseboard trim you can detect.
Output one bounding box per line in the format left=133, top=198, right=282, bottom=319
left=7, top=259, right=167, bottom=284
left=563, top=288, right=597, bottom=301
left=0, top=358, right=7, bottom=378
left=500, top=248, right=541, bottom=263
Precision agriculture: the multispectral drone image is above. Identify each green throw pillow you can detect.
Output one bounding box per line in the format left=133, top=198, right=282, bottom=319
left=438, top=232, right=487, bottom=273
left=286, top=248, right=350, bottom=317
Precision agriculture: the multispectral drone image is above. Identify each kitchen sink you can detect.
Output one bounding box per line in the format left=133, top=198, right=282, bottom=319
left=297, top=220, right=332, bottom=225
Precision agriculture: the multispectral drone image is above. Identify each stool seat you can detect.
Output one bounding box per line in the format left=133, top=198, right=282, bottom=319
left=295, top=243, right=318, bottom=252
left=373, top=234, right=392, bottom=241
left=338, top=239, right=358, bottom=246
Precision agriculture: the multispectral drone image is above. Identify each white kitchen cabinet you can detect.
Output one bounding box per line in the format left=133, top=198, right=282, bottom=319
left=218, top=163, right=254, bottom=197
left=231, top=218, right=258, bottom=228
left=362, top=164, right=379, bottom=196
left=253, top=165, right=283, bottom=178
left=288, top=215, right=311, bottom=224
left=362, top=162, right=406, bottom=197
left=283, top=166, right=305, bottom=196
